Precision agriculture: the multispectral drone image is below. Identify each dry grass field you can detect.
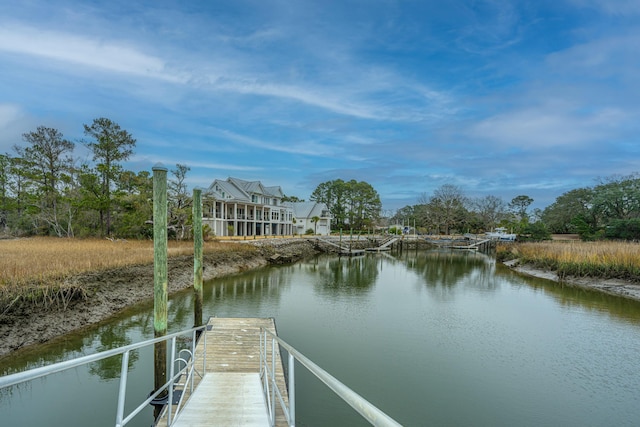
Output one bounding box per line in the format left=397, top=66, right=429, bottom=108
left=498, top=241, right=640, bottom=281
left=0, top=237, right=256, bottom=290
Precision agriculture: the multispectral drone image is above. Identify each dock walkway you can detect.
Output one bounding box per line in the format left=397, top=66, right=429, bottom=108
left=159, top=317, right=288, bottom=427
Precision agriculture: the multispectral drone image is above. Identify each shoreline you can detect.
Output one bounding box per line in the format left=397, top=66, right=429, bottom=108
left=3, top=240, right=639, bottom=360
left=0, top=239, right=318, bottom=359
left=503, top=259, right=640, bottom=301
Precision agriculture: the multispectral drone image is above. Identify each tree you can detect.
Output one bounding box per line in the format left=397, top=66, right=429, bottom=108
left=168, top=164, right=191, bottom=239
left=311, top=179, right=347, bottom=227
left=13, top=126, right=75, bottom=236
left=419, top=184, right=468, bottom=234
left=344, top=180, right=381, bottom=229
left=471, top=195, right=507, bottom=231
left=509, top=195, right=533, bottom=223
left=83, top=118, right=136, bottom=236
left=310, top=179, right=381, bottom=230
left=592, top=174, right=640, bottom=221
left=113, top=170, right=153, bottom=238
left=0, top=154, right=11, bottom=231
left=541, top=188, right=595, bottom=234
left=282, top=195, right=304, bottom=202
left=311, top=215, right=320, bottom=234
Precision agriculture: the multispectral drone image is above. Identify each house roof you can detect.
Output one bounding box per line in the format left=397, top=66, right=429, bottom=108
left=285, top=201, right=330, bottom=219
left=207, top=177, right=285, bottom=203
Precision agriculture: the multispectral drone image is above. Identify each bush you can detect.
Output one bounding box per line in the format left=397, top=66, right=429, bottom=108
left=605, top=219, right=640, bottom=240
left=305, top=228, right=315, bottom=235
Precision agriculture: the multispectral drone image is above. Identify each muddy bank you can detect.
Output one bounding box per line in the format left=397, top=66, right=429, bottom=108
left=503, top=259, right=640, bottom=302
left=0, top=239, right=319, bottom=359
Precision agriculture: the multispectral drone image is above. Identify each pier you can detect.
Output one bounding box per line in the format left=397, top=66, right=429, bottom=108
left=158, top=317, right=288, bottom=427
left=313, top=236, right=365, bottom=256
left=365, top=236, right=398, bottom=252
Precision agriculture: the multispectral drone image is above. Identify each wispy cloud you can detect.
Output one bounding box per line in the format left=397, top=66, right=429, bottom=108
left=0, top=23, right=186, bottom=82
left=568, top=0, right=640, bottom=15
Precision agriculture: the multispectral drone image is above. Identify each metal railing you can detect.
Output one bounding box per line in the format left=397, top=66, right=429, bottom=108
left=0, top=325, right=207, bottom=427
left=260, top=328, right=403, bottom=427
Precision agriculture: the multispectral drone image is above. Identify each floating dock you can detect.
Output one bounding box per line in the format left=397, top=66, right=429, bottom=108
left=158, top=317, right=288, bottom=427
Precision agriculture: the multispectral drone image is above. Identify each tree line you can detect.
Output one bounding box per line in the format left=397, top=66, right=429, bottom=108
left=3, top=120, right=637, bottom=241
left=390, top=174, right=640, bottom=241
left=388, top=184, right=544, bottom=238
left=0, top=120, right=191, bottom=238
left=541, top=173, right=640, bottom=240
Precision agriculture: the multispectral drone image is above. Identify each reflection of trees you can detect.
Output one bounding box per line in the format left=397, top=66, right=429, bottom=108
left=199, top=267, right=289, bottom=314
left=86, top=311, right=153, bottom=380
left=312, top=256, right=379, bottom=296
left=403, top=250, right=498, bottom=298
left=494, top=264, right=640, bottom=323
left=87, top=313, right=152, bottom=380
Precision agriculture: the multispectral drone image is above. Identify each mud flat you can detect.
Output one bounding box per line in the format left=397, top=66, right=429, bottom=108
left=504, top=259, right=640, bottom=302
left=0, top=239, right=318, bottom=359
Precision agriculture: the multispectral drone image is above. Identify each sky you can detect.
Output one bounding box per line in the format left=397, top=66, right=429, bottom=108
left=1, top=0, right=639, bottom=213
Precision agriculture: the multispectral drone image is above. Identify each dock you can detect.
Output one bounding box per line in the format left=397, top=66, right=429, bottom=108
left=158, top=317, right=289, bottom=427
left=314, top=237, right=365, bottom=256
left=365, top=237, right=398, bottom=252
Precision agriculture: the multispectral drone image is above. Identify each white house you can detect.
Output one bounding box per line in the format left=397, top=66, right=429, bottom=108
left=203, top=177, right=294, bottom=237
left=285, top=201, right=332, bottom=235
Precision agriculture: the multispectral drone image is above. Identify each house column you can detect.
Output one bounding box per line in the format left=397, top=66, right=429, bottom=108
left=233, top=203, right=238, bottom=236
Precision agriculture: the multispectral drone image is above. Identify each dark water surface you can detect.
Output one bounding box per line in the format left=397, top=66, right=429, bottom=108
left=2, top=250, right=640, bottom=426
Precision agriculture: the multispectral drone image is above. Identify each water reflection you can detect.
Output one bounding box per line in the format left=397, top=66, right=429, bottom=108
left=311, top=256, right=379, bottom=296
left=201, top=266, right=289, bottom=314
left=494, top=263, right=640, bottom=324
left=2, top=250, right=640, bottom=427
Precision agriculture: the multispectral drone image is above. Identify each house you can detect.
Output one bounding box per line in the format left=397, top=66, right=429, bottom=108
left=203, top=177, right=294, bottom=237
left=285, top=201, right=332, bottom=235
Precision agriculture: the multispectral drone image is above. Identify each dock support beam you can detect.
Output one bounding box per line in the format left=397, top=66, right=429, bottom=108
left=193, top=188, right=203, bottom=329
left=152, top=164, right=168, bottom=414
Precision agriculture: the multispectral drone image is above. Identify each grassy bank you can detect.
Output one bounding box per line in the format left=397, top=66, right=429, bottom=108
left=0, top=237, right=258, bottom=313
left=497, top=241, right=640, bottom=282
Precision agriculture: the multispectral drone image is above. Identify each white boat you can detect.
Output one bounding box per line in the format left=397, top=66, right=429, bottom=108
left=485, top=227, right=516, bottom=241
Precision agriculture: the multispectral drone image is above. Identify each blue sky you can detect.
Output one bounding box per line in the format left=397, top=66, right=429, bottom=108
left=1, top=0, right=638, bottom=212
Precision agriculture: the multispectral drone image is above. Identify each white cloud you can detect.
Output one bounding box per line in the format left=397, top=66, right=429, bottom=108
left=0, top=104, right=28, bottom=152
left=0, top=23, right=186, bottom=83
left=0, top=104, right=23, bottom=128
left=470, top=107, right=628, bottom=148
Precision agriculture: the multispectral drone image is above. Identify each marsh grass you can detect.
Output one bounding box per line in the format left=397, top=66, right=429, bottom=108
left=0, top=237, right=257, bottom=313
left=498, top=241, right=640, bottom=282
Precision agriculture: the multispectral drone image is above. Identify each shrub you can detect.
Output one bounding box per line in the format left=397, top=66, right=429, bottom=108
left=605, top=219, right=640, bottom=240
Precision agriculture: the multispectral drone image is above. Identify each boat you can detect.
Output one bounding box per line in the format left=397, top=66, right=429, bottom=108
left=485, top=227, right=516, bottom=241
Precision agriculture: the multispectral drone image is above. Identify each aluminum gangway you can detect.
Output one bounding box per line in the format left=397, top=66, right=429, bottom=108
left=0, top=317, right=402, bottom=427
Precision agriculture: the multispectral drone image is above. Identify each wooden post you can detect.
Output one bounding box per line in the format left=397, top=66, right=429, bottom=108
left=193, top=188, right=203, bottom=328
left=152, top=164, right=168, bottom=409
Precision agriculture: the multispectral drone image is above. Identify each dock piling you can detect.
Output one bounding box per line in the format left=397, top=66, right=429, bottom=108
left=152, top=164, right=169, bottom=410
left=193, top=188, right=203, bottom=329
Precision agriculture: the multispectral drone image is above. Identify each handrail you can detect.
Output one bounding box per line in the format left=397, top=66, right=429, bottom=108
left=260, top=328, right=403, bottom=427
left=0, top=325, right=207, bottom=427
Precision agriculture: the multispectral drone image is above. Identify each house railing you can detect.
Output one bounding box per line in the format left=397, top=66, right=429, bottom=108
left=260, top=328, right=402, bottom=427
left=0, top=326, right=207, bottom=427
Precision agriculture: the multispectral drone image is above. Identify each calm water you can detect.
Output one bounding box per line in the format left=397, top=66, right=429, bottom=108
left=2, top=249, right=640, bottom=426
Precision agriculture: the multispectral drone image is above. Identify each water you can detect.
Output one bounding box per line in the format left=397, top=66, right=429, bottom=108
left=2, top=249, right=640, bottom=426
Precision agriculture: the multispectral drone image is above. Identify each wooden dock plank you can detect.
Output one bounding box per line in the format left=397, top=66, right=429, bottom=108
left=157, top=317, right=289, bottom=427
left=172, top=373, right=270, bottom=427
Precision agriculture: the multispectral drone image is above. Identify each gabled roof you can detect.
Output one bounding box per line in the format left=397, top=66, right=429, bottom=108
left=207, top=177, right=286, bottom=203
left=264, top=186, right=284, bottom=198
left=228, top=177, right=265, bottom=196
left=207, top=179, right=248, bottom=201
left=285, top=201, right=330, bottom=219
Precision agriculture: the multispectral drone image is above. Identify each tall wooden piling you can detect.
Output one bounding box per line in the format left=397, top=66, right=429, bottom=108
left=192, top=188, right=203, bottom=328
left=152, top=164, right=168, bottom=407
